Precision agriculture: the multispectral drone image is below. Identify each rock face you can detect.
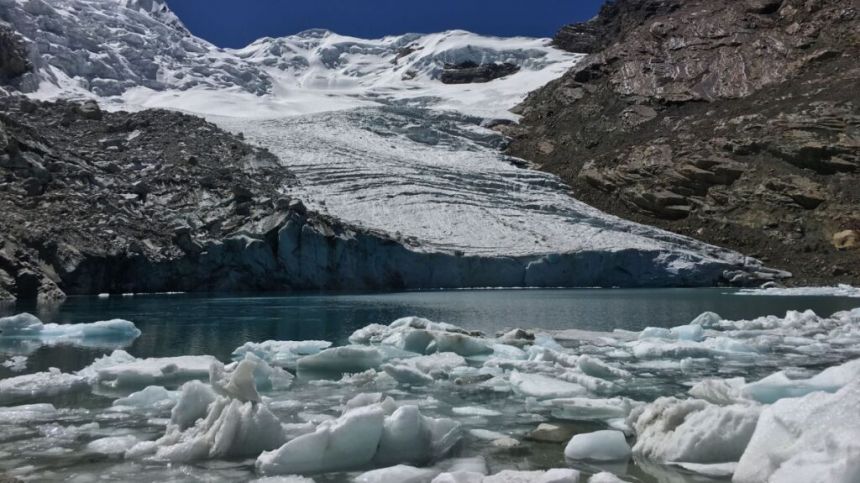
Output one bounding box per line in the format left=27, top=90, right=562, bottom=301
left=0, top=25, right=30, bottom=84
left=439, top=61, right=520, bottom=84
left=508, top=0, right=860, bottom=285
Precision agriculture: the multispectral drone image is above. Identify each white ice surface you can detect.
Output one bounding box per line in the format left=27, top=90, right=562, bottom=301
left=256, top=403, right=461, bottom=475
left=736, top=284, right=860, bottom=298
left=630, top=397, right=760, bottom=464
left=85, top=352, right=218, bottom=388
left=0, top=368, right=88, bottom=403
left=735, top=380, right=860, bottom=483
left=0, top=313, right=140, bottom=354
left=564, top=430, right=631, bottom=462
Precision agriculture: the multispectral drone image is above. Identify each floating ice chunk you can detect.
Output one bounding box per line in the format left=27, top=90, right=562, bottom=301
left=509, top=371, right=588, bottom=399
left=576, top=355, right=630, bottom=379
left=113, top=386, right=178, bottom=410
left=0, top=313, right=141, bottom=352
left=365, top=317, right=492, bottom=357
left=257, top=403, right=460, bottom=475
left=0, top=313, right=44, bottom=335
left=383, top=363, right=435, bottom=385
left=170, top=380, right=217, bottom=429
left=469, top=429, right=508, bottom=441
left=740, top=358, right=860, bottom=404
left=349, top=324, right=393, bottom=345
left=588, top=472, right=626, bottom=483
left=490, top=344, right=527, bottom=360
left=342, top=393, right=398, bottom=415
left=564, top=430, right=630, bottom=461
left=737, top=284, right=860, bottom=298
left=374, top=405, right=461, bottom=467
left=232, top=340, right=332, bottom=369
left=257, top=404, right=386, bottom=475
left=87, top=352, right=218, bottom=388
left=639, top=324, right=703, bottom=342
left=212, top=358, right=263, bottom=402
left=482, top=469, right=582, bottom=482
left=407, top=353, right=468, bottom=374
left=688, top=378, right=746, bottom=405
left=2, top=355, right=27, bottom=372
left=452, top=406, right=501, bottom=417
left=734, top=379, right=860, bottom=483
left=152, top=396, right=286, bottom=462
left=87, top=435, right=140, bottom=455
left=672, top=462, right=736, bottom=477
left=631, top=397, right=760, bottom=463
left=297, top=345, right=383, bottom=375
left=356, top=465, right=440, bottom=483
left=431, top=472, right=484, bottom=483
left=252, top=477, right=317, bottom=483
left=690, top=311, right=722, bottom=328
left=0, top=368, right=87, bottom=403
left=77, top=349, right=138, bottom=381
left=550, top=397, right=637, bottom=423
left=0, top=403, right=57, bottom=423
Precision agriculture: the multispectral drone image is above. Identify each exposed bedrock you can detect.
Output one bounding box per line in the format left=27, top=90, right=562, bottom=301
left=508, top=0, right=860, bottom=285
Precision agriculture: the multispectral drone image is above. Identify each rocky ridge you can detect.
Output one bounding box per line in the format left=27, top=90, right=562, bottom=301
left=507, top=0, right=860, bottom=284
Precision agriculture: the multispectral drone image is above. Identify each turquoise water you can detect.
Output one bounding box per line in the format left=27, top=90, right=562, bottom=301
left=2, top=288, right=858, bottom=374
left=1, top=288, right=858, bottom=482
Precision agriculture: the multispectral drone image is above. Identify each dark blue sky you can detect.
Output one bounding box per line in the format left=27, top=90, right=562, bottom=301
left=166, top=1, right=605, bottom=48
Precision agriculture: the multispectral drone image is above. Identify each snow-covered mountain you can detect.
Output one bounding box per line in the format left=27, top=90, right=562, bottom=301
left=0, top=0, right=785, bottom=287
left=4, top=0, right=581, bottom=118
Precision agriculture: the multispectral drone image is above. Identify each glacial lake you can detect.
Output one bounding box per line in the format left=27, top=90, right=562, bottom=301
left=0, top=288, right=858, bottom=483
left=3, top=288, right=859, bottom=374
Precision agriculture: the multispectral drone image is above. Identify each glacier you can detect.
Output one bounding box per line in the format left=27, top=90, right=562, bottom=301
left=0, top=0, right=787, bottom=289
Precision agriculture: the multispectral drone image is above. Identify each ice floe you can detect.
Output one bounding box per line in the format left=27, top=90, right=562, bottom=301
left=257, top=402, right=461, bottom=475
left=2, top=308, right=860, bottom=482
left=564, top=430, right=630, bottom=462
left=0, top=368, right=88, bottom=403
left=734, top=380, right=860, bottom=483
left=0, top=313, right=140, bottom=354
left=83, top=350, right=217, bottom=388
left=737, top=284, right=860, bottom=298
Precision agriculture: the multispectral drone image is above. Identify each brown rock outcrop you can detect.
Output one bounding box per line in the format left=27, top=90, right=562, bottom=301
left=508, top=0, right=860, bottom=285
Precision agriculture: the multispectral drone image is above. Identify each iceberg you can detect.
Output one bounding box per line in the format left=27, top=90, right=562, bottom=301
left=134, top=357, right=287, bottom=462
left=355, top=465, right=440, bottom=483
left=2, top=355, right=27, bottom=372
left=256, top=403, right=461, bottom=475
left=232, top=339, right=332, bottom=369
left=550, top=398, right=638, bottom=424
left=630, top=397, right=760, bottom=463
left=0, top=368, right=88, bottom=403
left=85, top=351, right=218, bottom=388
left=0, top=313, right=141, bottom=354
left=481, top=469, right=582, bottom=482
left=564, top=430, right=631, bottom=462
left=296, top=345, right=383, bottom=375
left=509, top=371, right=588, bottom=399
left=740, top=358, right=860, bottom=404
left=112, top=385, right=178, bottom=410
left=734, top=380, right=860, bottom=483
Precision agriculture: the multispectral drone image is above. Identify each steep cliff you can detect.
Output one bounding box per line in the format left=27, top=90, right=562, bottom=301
left=508, top=0, right=860, bottom=285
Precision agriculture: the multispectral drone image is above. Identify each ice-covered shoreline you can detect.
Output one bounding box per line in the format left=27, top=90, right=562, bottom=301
left=0, top=307, right=858, bottom=482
